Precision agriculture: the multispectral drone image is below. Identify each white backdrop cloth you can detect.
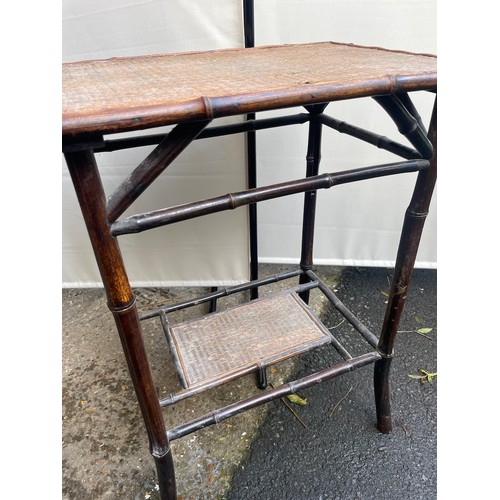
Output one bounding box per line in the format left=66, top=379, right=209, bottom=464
left=62, top=0, right=437, bottom=287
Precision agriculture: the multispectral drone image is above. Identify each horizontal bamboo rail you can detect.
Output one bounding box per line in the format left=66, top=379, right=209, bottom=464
left=319, top=114, right=421, bottom=159
left=306, top=270, right=379, bottom=348
left=166, top=351, right=381, bottom=440
left=111, top=159, right=429, bottom=236
left=96, top=113, right=311, bottom=153
left=140, top=269, right=303, bottom=320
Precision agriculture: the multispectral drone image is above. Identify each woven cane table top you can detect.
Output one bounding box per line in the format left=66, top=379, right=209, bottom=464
left=62, top=41, right=436, bottom=137
left=168, top=291, right=332, bottom=389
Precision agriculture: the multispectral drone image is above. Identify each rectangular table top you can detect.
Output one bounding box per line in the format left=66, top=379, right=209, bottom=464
left=62, top=41, right=436, bottom=138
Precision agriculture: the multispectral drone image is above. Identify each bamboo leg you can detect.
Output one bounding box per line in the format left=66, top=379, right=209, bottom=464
left=64, top=149, right=177, bottom=499
left=299, top=104, right=327, bottom=303
left=374, top=97, right=437, bottom=433
left=257, top=366, right=268, bottom=389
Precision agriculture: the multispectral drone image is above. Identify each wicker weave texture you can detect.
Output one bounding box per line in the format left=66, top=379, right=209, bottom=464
left=169, top=291, right=331, bottom=388
left=62, top=42, right=437, bottom=135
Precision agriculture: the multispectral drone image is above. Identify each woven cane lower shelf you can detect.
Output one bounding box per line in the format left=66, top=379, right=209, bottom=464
left=167, top=290, right=332, bottom=390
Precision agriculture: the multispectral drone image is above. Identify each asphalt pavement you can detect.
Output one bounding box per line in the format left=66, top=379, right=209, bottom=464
left=62, top=265, right=436, bottom=499
left=226, top=267, right=437, bottom=499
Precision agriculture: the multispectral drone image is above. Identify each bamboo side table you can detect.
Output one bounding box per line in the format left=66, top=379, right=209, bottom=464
left=63, top=41, right=437, bottom=499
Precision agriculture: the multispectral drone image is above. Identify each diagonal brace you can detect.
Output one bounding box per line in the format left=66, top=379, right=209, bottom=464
left=372, top=94, right=433, bottom=159
left=106, top=119, right=211, bottom=222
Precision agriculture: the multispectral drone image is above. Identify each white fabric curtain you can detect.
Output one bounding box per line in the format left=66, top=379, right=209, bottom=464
left=62, top=0, right=250, bottom=287
left=62, top=0, right=437, bottom=287
left=253, top=0, right=437, bottom=268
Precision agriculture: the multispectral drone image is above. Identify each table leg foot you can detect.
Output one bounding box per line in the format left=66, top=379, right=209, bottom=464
left=374, top=357, right=393, bottom=434
left=154, top=449, right=177, bottom=500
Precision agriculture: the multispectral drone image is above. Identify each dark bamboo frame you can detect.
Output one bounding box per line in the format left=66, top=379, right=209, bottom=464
left=63, top=3, right=437, bottom=496
left=64, top=97, right=436, bottom=498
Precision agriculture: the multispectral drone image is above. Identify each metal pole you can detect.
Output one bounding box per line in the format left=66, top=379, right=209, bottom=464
left=243, top=0, right=259, bottom=298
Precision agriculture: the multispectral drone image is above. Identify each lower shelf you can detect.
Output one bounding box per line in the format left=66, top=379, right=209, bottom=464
left=168, top=290, right=332, bottom=389
left=143, top=269, right=382, bottom=419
